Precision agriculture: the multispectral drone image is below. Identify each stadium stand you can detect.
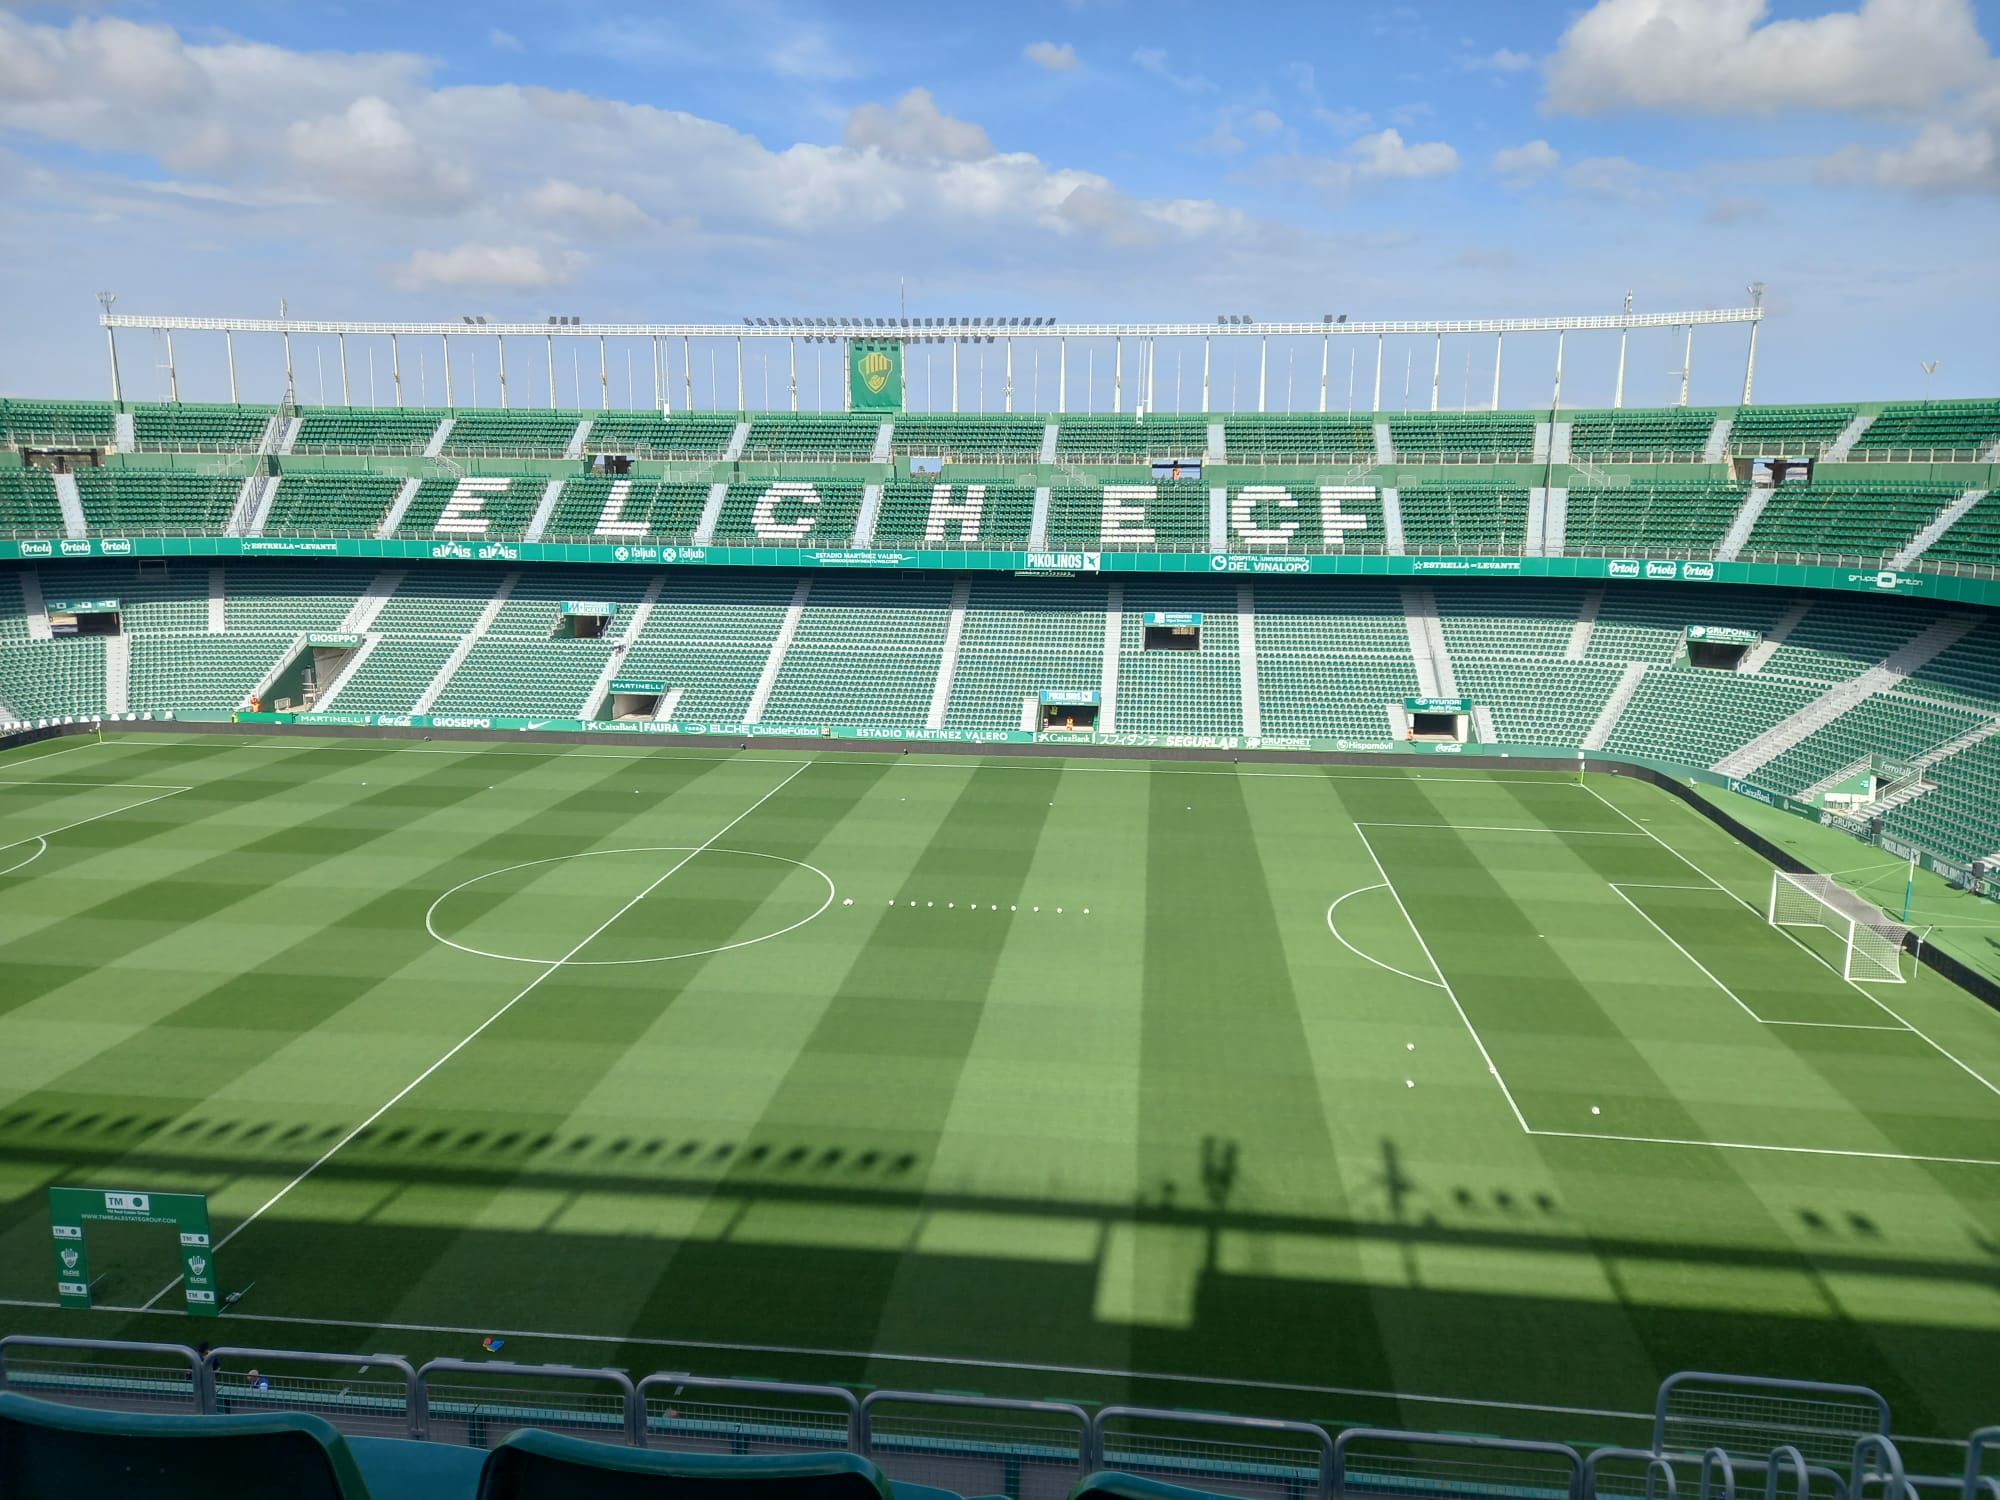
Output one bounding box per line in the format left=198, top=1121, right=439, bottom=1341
left=618, top=571, right=801, bottom=720
left=73, top=470, right=243, bottom=533
left=0, top=468, right=64, bottom=535
left=441, top=410, right=582, bottom=456
left=761, top=573, right=954, bottom=727
left=1045, top=482, right=1208, bottom=550
left=1387, top=412, right=1536, bottom=460
left=542, top=475, right=710, bottom=544
left=292, top=408, right=447, bottom=453
left=1057, top=416, right=1208, bottom=460
left=944, top=576, right=1107, bottom=731
left=742, top=415, right=879, bottom=459
left=1563, top=481, right=1746, bottom=554
left=1921, top=488, right=2000, bottom=567
left=1395, top=481, right=1531, bottom=552
left=1741, top=479, right=1962, bottom=561
left=891, top=415, right=1046, bottom=461
left=584, top=411, right=738, bottom=458
left=393, top=476, right=546, bottom=539
left=1254, top=580, right=1423, bottom=738
left=1566, top=408, right=1717, bottom=457
left=0, top=398, right=117, bottom=447
left=1727, top=404, right=1856, bottom=454
left=1113, top=578, right=1243, bottom=735
left=1848, top=399, right=2000, bottom=458
left=132, top=402, right=276, bottom=451
left=872, top=482, right=1036, bottom=548
left=260, top=472, right=405, bottom=535
left=712, top=479, right=866, bottom=547
left=1218, top=415, right=1369, bottom=463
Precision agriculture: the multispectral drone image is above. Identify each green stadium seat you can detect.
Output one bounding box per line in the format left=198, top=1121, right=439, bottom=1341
left=762, top=575, right=952, bottom=728
left=871, top=482, right=1035, bottom=548
left=711, top=480, right=865, bottom=547
left=1067, top=1472, right=1237, bottom=1500
left=1566, top=409, right=1717, bottom=457
left=1740, top=481, right=1959, bottom=562
left=544, top=476, right=709, bottom=545
left=741, top=416, right=879, bottom=460
left=0, top=399, right=117, bottom=447
left=73, top=470, right=243, bottom=533
left=1388, top=413, right=1535, bottom=460
left=1044, top=483, right=1207, bottom=550
left=0, top=468, right=65, bottom=535
left=1563, top=482, right=1746, bottom=555
left=1849, top=400, right=2000, bottom=458
left=585, top=412, right=738, bottom=459
left=1727, top=404, right=1855, bottom=455
left=442, top=411, right=584, bottom=456
left=0, top=1390, right=374, bottom=1500
left=133, top=403, right=277, bottom=451
left=1918, top=489, right=2000, bottom=568
left=293, top=409, right=449, bottom=454
left=1115, top=579, right=1241, bottom=735
left=1217, top=416, right=1368, bottom=464
left=1396, top=482, right=1530, bottom=552
left=1255, top=579, right=1420, bottom=738
left=262, top=472, right=405, bottom=535
left=890, top=416, right=1045, bottom=461
left=393, top=476, right=546, bottom=539
left=944, top=577, right=1106, bottom=731
left=475, top=1427, right=945, bottom=1500
left=1224, top=483, right=1384, bottom=552
left=1056, top=417, right=1208, bottom=460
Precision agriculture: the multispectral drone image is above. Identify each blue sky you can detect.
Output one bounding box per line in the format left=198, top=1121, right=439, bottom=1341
left=2, top=0, right=1998, bottom=408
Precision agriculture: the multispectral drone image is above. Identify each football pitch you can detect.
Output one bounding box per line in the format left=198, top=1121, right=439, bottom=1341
left=1, top=732, right=1997, bottom=1444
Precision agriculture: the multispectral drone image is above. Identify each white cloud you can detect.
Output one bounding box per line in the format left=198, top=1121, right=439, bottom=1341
left=1823, top=119, right=2000, bottom=191
left=285, top=96, right=473, bottom=211
left=1492, top=138, right=1560, bottom=180
left=1544, top=0, right=1995, bottom=114
left=392, top=243, right=581, bottom=290
left=524, top=178, right=655, bottom=231
left=1562, top=154, right=1662, bottom=205
left=1313, top=105, right=1373, bottom=134
left=1477, top=47, right=1535, bottom=71
left=1247, top=109, right=1283, bottom=134
left=488, top=29, right=524, bottom=52
left=843, top=87, right=994, bottom=163
left=1133, top=47, right=1215, bottom=93
left=1024, top=40, right=1078, bottom=70
left=1349, top=127, right=1459, bottom=178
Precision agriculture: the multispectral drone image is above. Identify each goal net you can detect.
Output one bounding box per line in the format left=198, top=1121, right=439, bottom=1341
left=1767, top=871, right=1908, bottom=983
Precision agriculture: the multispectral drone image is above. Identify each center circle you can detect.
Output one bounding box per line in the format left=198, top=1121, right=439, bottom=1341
left=425, top=846, right=836, bottom=966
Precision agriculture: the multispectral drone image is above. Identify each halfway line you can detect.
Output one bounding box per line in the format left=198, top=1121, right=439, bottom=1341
left=137, top=756, right=815, bottom=1310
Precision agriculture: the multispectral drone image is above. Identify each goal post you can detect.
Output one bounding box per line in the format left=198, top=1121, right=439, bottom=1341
left=1767, top=871, right=1908, bottom=983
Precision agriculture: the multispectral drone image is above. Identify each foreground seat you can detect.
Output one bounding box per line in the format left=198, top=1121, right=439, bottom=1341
left=1068, top=1473, right=1238, bottom=1500
left=0, top=1390, right=374, bottom=1499
left=475, top=1429, right=964, bottom=1500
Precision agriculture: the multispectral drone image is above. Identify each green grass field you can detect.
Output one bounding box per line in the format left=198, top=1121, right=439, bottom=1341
left=2, top=732, right=1997, bottom=1447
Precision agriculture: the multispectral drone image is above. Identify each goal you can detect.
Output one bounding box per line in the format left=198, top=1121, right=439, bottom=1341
left=1767, top=871, right=1908, bottom=983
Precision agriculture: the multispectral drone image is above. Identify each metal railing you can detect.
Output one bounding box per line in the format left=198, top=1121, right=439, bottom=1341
left=3, top=1337, right=1995, bottom=1500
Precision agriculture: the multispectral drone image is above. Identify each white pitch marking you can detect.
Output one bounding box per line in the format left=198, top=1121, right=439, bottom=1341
left=1355, top=821, right=1649, bottom=837
left=138, top=757, right=815, bottom=1311
left=1530, top=1127, right=2000, bottom=1169
left=0, top=777, right=193, bottom=790
left=1324, top=884, right=1446, bottom=990
left=0, top=786, right=190, bottom=858
left=0, top=837, right=47, bottom=878
left=1585, top=782, right=1999, bottom=1100
left=1607, top=883, right=1762, bottom=1022
left=1352, top=824, right=1530, bottom=1132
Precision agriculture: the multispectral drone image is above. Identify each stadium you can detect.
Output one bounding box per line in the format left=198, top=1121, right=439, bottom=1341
left=0, top=284, right=1997, bottom=1497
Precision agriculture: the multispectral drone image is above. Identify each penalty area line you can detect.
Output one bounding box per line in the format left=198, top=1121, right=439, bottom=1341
left=136, top=756, right=816, bottom=1311
left=1528, top=1127, right=2000, bottom=1169
left=1325, top=884, right=1445, bottom=989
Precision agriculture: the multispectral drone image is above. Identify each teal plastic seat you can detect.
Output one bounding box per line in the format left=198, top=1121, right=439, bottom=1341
left=475, top=1429, right=954, bottom=1500
left=0, top=1389, right=373, bottom=1499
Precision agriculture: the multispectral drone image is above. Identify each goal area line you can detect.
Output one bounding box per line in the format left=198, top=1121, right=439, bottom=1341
left=1353, top=817, right=2000, bottom=1167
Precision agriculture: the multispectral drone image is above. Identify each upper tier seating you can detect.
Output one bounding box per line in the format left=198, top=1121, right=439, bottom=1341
left=872, top=482, right=1036, bottom=548
left=132, top=403, right=276, bottom=451
left=1388, top=413, right=1536, bottom=460
left=1218, top=416, right=1369, bottom=463
left=542, top=476, right=709, bottom=544
left=73, top=470, right=243, bottom=532
left=1742, top=480, right=1962, bottom=560
left=741, top=415, right=879, bottom=459
left=293, top=408, right=449, bottom=453
left=1563, top=481, right=1747, bottom=555
left=891, top=415, right=1046, bottom=460
left=1849, top=399, right=2000, bottom=457
left=0, top=468, right=64, bottom=534
left=1044, top=483, right=1208, bottom=549
left=442, top=410, right=583, bottom=456
left=1224, top=482, right=1386, bottom=551
left=261, top=472, right=404, bottom=535
left=393, top=476, right=546, bottom=538
left=1727, top=404, right=1856, bottom=454
left=1057, top=416, right=1208, bottom=460
left=1922, top=488, right=2000, bottom=567
left=711, top=480, right=866, bottom=547
left=0, top=399, right=116, bottom=447
left=584, top=411, right=737, bottom=458
left=1566, top=409, right=1717, bottom=456
left=1396, top=482, right=1531, bottom=552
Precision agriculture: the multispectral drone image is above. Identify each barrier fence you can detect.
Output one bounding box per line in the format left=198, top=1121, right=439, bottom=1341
left=2, top=1336, right=1994, bottom=1500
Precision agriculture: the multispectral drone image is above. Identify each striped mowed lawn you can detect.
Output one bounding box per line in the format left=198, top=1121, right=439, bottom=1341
left=0, top=732, right=1996, bottom=1442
